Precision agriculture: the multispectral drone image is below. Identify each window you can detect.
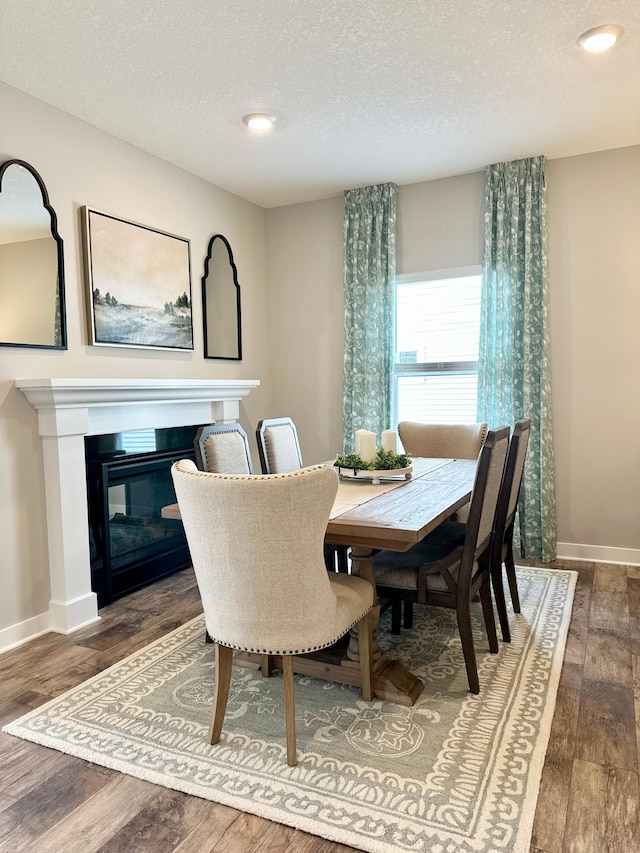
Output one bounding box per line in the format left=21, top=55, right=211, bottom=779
left=120, top=429, right=157, bottom=454
left=394, top=268, right=482, bottom=425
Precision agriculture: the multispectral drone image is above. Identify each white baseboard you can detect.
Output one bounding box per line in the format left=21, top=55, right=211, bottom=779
left=0, top=611, right=51, bottom=655
left=556, top=542, right=640, bottom=566
left=1, top=592, right=101, bottom=655
left=49, top=592, right=100, bottom=634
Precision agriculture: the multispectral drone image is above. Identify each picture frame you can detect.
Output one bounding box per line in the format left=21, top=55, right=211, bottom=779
left=81, top=207, right=194, bottom=351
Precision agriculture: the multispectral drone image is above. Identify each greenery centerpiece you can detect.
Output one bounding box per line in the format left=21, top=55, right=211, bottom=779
left=334, top=448, right=411, bottom=473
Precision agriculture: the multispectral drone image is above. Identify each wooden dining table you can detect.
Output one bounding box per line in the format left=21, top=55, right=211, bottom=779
left=163, top=456, right=477, bottom=706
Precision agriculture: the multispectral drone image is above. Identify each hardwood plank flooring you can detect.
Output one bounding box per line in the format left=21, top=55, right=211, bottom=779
left=628, top=577, right=640, bottom=656
left=0, top=560, right=637, bottom=852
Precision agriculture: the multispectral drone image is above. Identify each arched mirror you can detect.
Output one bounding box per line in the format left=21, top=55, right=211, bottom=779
left=0, top=159, right=67, bottom=349
left=202, top=233, right=242, bottom=360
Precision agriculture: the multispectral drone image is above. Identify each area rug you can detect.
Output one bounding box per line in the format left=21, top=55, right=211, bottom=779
left=4, top=566, right=576, bottom=853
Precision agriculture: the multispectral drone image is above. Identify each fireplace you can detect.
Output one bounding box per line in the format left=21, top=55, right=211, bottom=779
left=16, top=378, right=260, bottom=633
left=86, top=425, right=204, bottom=607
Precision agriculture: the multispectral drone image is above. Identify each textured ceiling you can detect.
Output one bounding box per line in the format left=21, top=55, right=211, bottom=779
left=1, top=0, right=639, bottom=208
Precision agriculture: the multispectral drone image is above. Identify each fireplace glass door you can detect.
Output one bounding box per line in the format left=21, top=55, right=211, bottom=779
left=87, top=427, right=201, bottom=607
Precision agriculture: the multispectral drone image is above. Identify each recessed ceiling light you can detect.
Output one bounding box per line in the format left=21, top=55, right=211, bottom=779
left=242, top=113, right=276, bottom=131
left=577, top=24, right=624, bottom=52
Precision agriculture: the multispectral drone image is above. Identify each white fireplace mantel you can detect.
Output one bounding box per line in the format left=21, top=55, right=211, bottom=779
left=16, top=378, right=260, bottom=634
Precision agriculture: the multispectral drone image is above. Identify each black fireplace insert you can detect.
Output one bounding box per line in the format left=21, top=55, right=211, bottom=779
left=86, top=425, right=204, bottom=607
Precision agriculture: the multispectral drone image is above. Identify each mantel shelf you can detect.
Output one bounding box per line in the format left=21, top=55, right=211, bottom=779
left=15, top=378, right=260, bottom=410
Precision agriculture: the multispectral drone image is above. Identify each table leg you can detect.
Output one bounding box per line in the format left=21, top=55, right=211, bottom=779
left=234, top=546, right=424, bottom=706
left=345, top=546, right=424, bottom=705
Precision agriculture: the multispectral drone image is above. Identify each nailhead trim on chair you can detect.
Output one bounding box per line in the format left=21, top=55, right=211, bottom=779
left=205, top=605, right=373, bottom=656
left=179, top=464, right=329, bottom=482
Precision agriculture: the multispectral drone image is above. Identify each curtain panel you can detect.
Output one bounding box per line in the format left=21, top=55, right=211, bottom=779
left=342, top=182, right=397, bottom=452
left=478, top=156, right=557, bottom=561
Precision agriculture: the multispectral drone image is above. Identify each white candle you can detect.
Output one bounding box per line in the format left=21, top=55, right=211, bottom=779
left=381, top=429, right=397, bottom=453
left=355, top=429, right=377, bottom=463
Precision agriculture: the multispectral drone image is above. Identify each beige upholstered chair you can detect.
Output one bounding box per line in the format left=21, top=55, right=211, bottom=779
left=171, top=460, right=374, bottom=766
left=256, top=417, right=303, bottom=474
left=194, top=423, right=253, bottom=475
left=372, top=427, right=510, bottom=694
left=398, top=421, right=488, bottom=460
left=256, top=417, right=349, bottom=573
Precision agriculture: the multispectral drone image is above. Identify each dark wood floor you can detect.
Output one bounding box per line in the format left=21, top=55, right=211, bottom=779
left=0, top=560, right=638, bottom=852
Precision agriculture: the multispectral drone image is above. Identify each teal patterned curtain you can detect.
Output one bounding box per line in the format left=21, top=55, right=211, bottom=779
left=478, top=156, right=556, bottom=561
left=342, top=183, right=397, bottom=452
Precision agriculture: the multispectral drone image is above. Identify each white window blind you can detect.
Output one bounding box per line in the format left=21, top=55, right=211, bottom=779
left=394, top=272, right=482, bottom=426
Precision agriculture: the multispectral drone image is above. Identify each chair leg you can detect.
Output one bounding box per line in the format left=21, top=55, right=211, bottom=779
left=456, top=597, right=480, bottom=694
left=283, top=655, right=297, bottom=766
left=479, top=582, right=499, bottom=653
left=357, top=610, right=374, bottom=701
left=337, top=546, right=349, bottom=573
left=491, top=559, right=511, bottom=643
left=504, top=537, right=521, bottom=613
left=260, top=654, right=273, bottom=677
left=403, top=600, right=414, bottom=630
left=323, top=545, right=336, bottom=572
left=209, top=644, right=233, bottom=744
left=390, top=599, right=402, bottom=634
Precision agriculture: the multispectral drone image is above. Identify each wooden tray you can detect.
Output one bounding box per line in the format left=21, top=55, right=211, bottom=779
left=335, top=465, right=412, bottom=485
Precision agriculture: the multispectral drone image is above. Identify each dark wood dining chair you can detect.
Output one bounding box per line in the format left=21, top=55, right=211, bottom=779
left=256, top=417, right=349, bottom=573
left=488, top=419, right=531, bottom=641
left=372, top=426, right=510, bottom=694
left=394, top=420, right=488, bottom=631
left=417, top=419, right=531, bottom=643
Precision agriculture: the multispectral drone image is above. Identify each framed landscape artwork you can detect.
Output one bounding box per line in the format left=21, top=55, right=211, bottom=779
left=81, top=207, right=194, bottom=351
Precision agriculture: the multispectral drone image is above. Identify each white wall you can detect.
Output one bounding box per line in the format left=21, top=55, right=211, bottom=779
left=397, top=171, right=485, bottom=272
left=0, top=83, right=272, bottom=644
left=266, top=195, right=345, bottom=463
left=547, top=148, right=640, bottom=559
left=266, top=148, right=640, bottom=562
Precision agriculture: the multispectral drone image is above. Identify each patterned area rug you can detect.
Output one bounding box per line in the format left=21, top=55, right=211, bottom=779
left=4, top=566, right=575, bottom=853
